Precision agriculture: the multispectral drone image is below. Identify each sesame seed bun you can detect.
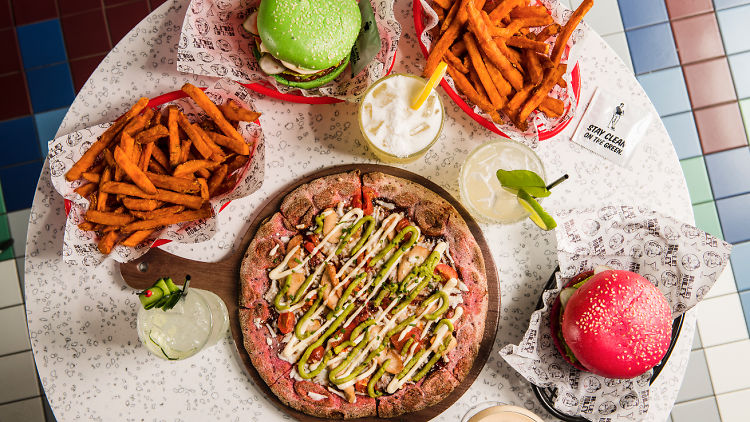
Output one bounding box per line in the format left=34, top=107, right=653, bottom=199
left=550, top=270, right=671, bottom=379
left=257, top=0, right=361, bottom=71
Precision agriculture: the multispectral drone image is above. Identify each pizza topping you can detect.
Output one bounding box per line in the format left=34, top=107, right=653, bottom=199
left=287, top=235, right=304, bottom=269
left=278, top=312, right=296, bottom=334
left=309, top=346, right=325, bottom=363
left=434, top=264, right=458, bottom=281
left=269, top=244, right=279, bottom=256
left=307, top=392, right=328, bottom=401
left=361, top=187, right=375, bottom=216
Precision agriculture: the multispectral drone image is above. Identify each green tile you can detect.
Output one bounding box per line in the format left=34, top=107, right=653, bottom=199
left=740, top=98, right=750, bottom=143
left=0, top=214, right=11, bottom=261
left=0, top=183, right=6, bottom=215
left=692, top=202, right=724, bottom=240
left=680, top=157, right=714, bottom=205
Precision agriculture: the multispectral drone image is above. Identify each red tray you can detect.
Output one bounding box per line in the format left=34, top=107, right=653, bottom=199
left=64, top=87, right=254, bottom=248
left=413, top=1, right=581, bottom=141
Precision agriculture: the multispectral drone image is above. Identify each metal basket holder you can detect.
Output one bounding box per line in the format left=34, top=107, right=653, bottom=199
left=530, top=267, right=685, bottom=422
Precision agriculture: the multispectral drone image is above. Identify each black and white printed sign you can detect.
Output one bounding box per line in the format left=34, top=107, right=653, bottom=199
left=572, top=88, right=653, bottom=166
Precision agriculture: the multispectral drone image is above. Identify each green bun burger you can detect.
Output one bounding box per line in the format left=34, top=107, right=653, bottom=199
left=242, top=0, right=361, bottom=89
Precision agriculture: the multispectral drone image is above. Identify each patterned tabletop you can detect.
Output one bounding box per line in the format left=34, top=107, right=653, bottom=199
left=21, top=1, right=701, bottom=421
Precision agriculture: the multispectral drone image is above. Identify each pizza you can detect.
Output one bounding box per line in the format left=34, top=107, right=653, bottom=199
left=239, top=170, right=488, bottom=419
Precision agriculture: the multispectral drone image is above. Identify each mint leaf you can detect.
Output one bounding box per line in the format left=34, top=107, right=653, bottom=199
left=496, top=169, right=551, bottom=198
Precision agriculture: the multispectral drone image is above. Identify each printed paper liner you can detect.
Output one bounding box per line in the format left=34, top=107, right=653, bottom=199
left=177, top=0, right=402, bottom=102
left=48, top=80, right=265, bottom=267
left=417, top=0, right=586, bottom=146
left=500, top=206, right=733, bottom=421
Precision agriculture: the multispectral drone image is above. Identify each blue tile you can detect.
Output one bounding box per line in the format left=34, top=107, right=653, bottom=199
left=741, top=291, right=750, bottom=338
left=0, top=160, right=43, bottom=212
left=16, top=19, right=67, bottom=70
left=704, top=147, right=750, bottom=199
left=33, top=108, right=68, bottom=156
left=0, top=117, right=40, bottom=167
left=716, top=193, right=750, bottom=243
left=26, top=63, right=75, bottom=113
left=729, top=52, right=750, bottom=99
left=662, top=112, right=702, bottom=159
left=732, top=241, right=750, bottom=292
left=637, top=67, right=691, bottom=117
left=714, top=0, right=750, bottom=10
left=625, top=23, right=679, bottom=74
left=718, top=5, right=750, bottom=55
left=618, top=0, right=669, bottom=30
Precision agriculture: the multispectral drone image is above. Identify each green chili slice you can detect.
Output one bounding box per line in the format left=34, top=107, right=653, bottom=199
left=294, top=284, right=328, bottom=340
left=336, top=216, right=374, bottom=255
left=367, top=359, right=391, bottom=398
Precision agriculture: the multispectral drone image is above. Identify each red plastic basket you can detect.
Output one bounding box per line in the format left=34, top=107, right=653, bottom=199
left=413, top=1, right=581, bottom=141
left=64, top=87, right=253, bottom=248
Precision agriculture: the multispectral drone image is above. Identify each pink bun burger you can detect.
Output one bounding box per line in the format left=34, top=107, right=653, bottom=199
left=550, top=268, right=672, bottom=379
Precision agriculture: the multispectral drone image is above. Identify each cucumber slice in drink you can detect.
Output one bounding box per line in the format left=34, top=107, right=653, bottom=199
left=139, top=287, right=164, bottom=310
left=148, top=330, right=195, bottom=360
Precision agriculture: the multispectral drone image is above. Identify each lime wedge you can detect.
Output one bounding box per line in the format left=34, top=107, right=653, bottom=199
left=412, top=61, right=447, bottom=110
left=517, top=189, right=557, bottom=230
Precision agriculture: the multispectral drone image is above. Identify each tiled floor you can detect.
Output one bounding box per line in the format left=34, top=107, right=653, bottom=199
left=1, top=0, right=749, bottom=421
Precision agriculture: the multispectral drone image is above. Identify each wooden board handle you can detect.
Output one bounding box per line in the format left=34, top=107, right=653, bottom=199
left=119, top=247, right=236, bottom=291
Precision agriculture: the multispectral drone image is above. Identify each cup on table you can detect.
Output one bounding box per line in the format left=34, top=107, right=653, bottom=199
left=459, top=139, right=547, bottom=225
left=462, top=402, right=545, bottom=422
left=358, top=73, right=444, bottom=164
left=137, top=288, right=230, bottom=361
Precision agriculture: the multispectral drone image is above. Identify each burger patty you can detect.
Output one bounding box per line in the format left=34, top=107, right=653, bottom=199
left=277, top=57, right=347, bottom=83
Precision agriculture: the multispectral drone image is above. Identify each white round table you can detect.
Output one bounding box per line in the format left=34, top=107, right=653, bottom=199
left=25, top=1, right=695, bottom=421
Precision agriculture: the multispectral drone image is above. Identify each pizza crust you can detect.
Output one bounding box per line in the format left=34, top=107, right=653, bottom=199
left=239, top=170, right=490, bottom=419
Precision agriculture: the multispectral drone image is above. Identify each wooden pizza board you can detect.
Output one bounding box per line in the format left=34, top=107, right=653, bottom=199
left=119, top=164, right=500, bottom=422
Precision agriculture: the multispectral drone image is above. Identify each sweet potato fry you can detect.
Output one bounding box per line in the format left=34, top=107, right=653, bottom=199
left=121, top=205, right=212, bottom=233
left=506, top=36, right=549, bottom=54
left=130, top=205, right=186, bottom=220
left=466, top=4, right=524, bottom=90
left=148, top=159, right=168, bottom=175
left=167, top=105, right=181, bottom=168
left=82, top=172, right=101, bottom=183
left=85, top=210, right=134, bottom=226
left=135, top=125, right=168, bottom=144
left=149, top=145, right=170, bottom=170
left=205, top=131, right=250, bottom=155
left=212, top=174, right=238, bottom=197
left=179, top=139, right=192, bottom=165
left=145, top=172, right=201, bottom=193
left=517, top=64, right=567, bottom=130
left=97, top=166, right=112, bottom=212
left=192, top=123, right=226, bottom=162
left=120, top=230, right=156, bottom=247
left=65, top=97, right=148, bottom=181
left=423, top=0, right=487, bottom=78
left=524, top=44, right=544, bottom=86
left=550, top=0, right=592, bottom=67
left=216, top=104, right=261, bottom=123
left=557, top=74, right=567, bottom=88
left=173, top=160, right=219, bottom=178
left=226, top=155, right=249, bottom=175
left=114, top=146, right=157, bottom=195
left=540, top=96, right=564, bottom=116
left=97, top=230, right=120, bottom=254
left=101, top=182, right=205, bottom=210
left=122, top=197, right=164, bottom=211
left=464, top=33, right=505, bottom=109
left=176, top=112, right=213, bottom=159
left=139, top=142, right=154, bottom=172
left=481, top=51, right=512, bottom=96
left=535, top=23, right=561, bottom=43
left=78, top=222, right=96, bottom=231
left=197, top=178, right=209, bottom=201
left=441, top=0, right=462, bottom=33
left=181, top=83, right=246, bottom=145
left=207, top=164, right=229, bottom=197
left=446, top=64, right=495, bottom=112
left=504, top=82, right=535, bottom=123
left=536, top=53, right=554, bottom=68
left=468, top=65, right=487, bottom=98
left=509, top=5, right=549, bottom=20
left=74, top=182, right=98, bottom=198
left=487, top=0, right=522, bottom=25
left=444, top=50, right=469, bottom=73
left=433, top=0, right=453, bottom=10
left=187, top=152, right=212, bottom=179
left=450, top=39, right=467, bottom=56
